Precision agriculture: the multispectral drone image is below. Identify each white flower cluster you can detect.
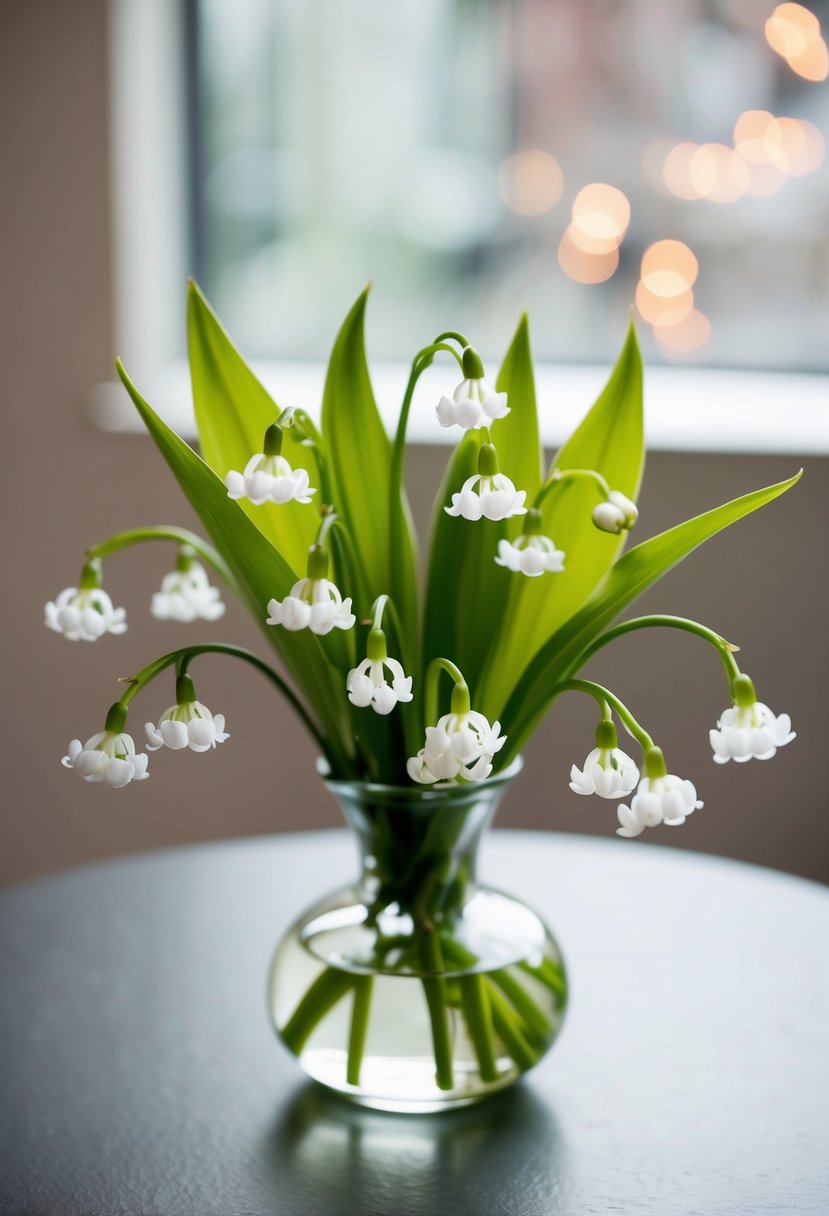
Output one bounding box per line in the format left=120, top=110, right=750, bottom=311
left=570, top=746, right=639, bottom=799
left=592, top=491, right=638, bottom=535
left=347, top=656, right=413, bottom=716
left=225, top=452, right=315, bottom=506
left=267, top=576, right=355, bottom=635
left=146, top=700, right=228, bottom=752
left=46, top=587, right=127, bottom=642
left=616, top=774, right=703, bottom=838
left=408, top=710, right=506, bottom=785
left=436, top=377, right=509, bottom=431
left=446, top=474, right=527, bottom=522
left=710, top=700, right=795, bottom=763
left=495, top=535, right=565, bottom=577
left=62, top=731, right=149, bottom=788
left=151, top=559, right=226, bottom=623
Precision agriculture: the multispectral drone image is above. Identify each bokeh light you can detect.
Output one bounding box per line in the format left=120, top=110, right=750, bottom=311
left=662, top=143, right=703, bottom=200
left=641, top=240, right=699, bottom=296
left=635, top=280, right=694, bottom=326
left=498, top=150, right=564, bottom=216
left=654, top=309, right=712, bottom=355
left=766, top=117, right=825, bottom=174
left=765, top=4, right=829, bottom=81
left=690, top=143, right=750, bottom=202
left=570, top=183, right=631, bottom=252
left=733, top=110, right=777, bottom=162
left=558, top=226, right=619, bottom=283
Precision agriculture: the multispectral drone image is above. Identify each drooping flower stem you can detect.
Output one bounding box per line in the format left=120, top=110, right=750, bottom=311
left=280, top=967, right=357, bottom=1057
left=86, top=527, right=235, bottom=587
left=581, top=614, right=743, bottom=692
left=116, top=644, right=331, bottom=760
left=424, top=657, right=469, bottom=729
left=545, top=679, right=655, bottom=751
left=388, top=340, right=467, bottom=607
left=534, top=467, right=611, bottom=509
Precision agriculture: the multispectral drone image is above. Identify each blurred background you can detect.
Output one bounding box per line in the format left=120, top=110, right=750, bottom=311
left=1, top=0, right=827, bottom=887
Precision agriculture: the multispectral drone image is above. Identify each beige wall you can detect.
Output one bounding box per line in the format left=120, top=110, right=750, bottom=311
left=2, top=0, right=826, bottom=888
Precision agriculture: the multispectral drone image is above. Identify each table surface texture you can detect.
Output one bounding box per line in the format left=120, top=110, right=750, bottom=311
left=1, top=830, right=827, bottom=1216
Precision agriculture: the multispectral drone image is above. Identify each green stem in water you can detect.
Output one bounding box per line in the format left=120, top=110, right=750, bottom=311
left=458, top=975, right=499, bottom=1082
left=280, top=967, right=356, bottom=1057
left=346, top=975, right=374, bottom=1086
left=116, top=643, right=330, bottom=760
left=419, top=929, right=454, bottom=1091
left=484, top=979, right=539, bottom=1073
left=579, top=614, right=743, bottom=692
left=86, top=526, right=235, bottom=588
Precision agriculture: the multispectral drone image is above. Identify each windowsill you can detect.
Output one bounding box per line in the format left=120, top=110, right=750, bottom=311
left=90, top=360, right=829, bottom=455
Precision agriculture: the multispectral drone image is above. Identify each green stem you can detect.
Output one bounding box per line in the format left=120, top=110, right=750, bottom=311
left=484, top=980, right=539, bottom=1072
left=518, top=958, right=568, bottom=1001
left=419, top=929, right=454, bottom=1091
left=534, top=467, right=611, bottom=510
left=346, top=975, right=374, bottom=1086
left=424, top=658, right=468, bottom=728
left=488, top=968, right=555, bottom=1043
left=579, top=614, right=742, bottom=689
left=280, top=967, right=356, bottom=1056
left=458, top=975, right=499, bottom=1082
left=388, top=341, right=465, bottom=604
left=117, top=643, right=330, bottom=760
left=86, top=526, right=235, bottom=587
left=543, top=679, right=654, bottom=750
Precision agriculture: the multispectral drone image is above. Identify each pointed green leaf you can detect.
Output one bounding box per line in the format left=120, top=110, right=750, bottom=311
left=321, top=289, right=418, bottom=630
left=477, top=321, right=644, bottom=717
left=499, top=469, right=802, bottom=758
left=422, top=316, right=542, bottom=689
left=115, top=358, right=355, bottom=770
left=187, top=281, right=318, bottom=577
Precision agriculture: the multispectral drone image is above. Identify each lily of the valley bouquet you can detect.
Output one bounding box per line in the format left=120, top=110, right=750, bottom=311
left=48, top=284, right=798, bottom=1108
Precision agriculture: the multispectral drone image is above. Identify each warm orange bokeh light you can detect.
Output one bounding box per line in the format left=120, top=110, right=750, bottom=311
left=765, top=5, right=828, bottom=81
left=662, top=143, right=702, bottom=200
left=690, top=143, right=749, bottom=202
left=558, top=227, right=619, bottom=283
left=641, top=240, right=699, bottom=296
left=654, top=309, right=712, bottom=355
left=744, top=159, right=789, bottom=195
left=570, top=183, right=630, bottom=252
left=768, top=117, right=825, bottom=174
left=498, top=150, right=564, bottom=216
left=635, top=280, right=694, bottom=326
left=733, top=110, right=776, bottom=162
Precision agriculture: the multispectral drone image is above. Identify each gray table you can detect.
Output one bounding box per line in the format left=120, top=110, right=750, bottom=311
left=1, top=831, right=827, bottom=1215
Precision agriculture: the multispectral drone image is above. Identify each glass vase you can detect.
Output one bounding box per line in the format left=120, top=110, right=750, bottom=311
left=268, top=758, right=567, bottom=1113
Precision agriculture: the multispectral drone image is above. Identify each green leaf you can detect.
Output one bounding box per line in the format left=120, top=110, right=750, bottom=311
left=321, top=288, right=418, bottom=631
left=115, top=358, right=356, bottom=771
left=187, top=281, right=318, bottom=577
left=422, top=315, right=543, bottom=691
left=499, top=469, right=803, bottom=759
left=477, top=320, right=644, bottom=718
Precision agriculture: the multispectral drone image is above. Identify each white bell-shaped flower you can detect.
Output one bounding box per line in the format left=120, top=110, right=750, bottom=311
left=150, top=551, right=225, bottom=623
left=570, top=722, right=639, bottom=798
left=225, top=423, right=315, bottom=506
left=145, top=678, right=228, bottom=753
left=446, top=443, right=527, bottom=522
left=347, top=630, right=413, bottom=715
left=592, top=490, right=639, bottom=535
left=437, top=380, right=509, bottom=431
left=62, top=705, right=148, bottom=788
left=616, top=748, right=702, bottom=838
left=710, top=675, right=795, bottom=764
left=45, top=559, right=126, bottom=642
left=408, top=683, right=506, bottom=785
left=494, top=511, right=565, bottom=576
left=266, top=545, right=355, bottom=636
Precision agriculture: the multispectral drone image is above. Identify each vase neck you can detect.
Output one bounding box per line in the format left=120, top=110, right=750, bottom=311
left=325, top=770, right=519, bottom=926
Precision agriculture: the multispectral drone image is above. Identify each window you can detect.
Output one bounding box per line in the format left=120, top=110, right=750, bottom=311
left=190, top=0, right=829, bottom=369
left=101, top=0, right=829, bottom=450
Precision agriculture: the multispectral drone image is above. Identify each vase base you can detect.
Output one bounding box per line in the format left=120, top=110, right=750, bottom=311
left=299, top=1048, right=521, bottom=1113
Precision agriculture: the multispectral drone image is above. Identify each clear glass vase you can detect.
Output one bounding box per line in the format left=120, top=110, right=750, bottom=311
left=268, top=759, right=567, bottom=1113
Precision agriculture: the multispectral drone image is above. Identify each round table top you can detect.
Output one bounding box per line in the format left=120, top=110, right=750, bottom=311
left=1, top=830, right=827, bottom=1216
